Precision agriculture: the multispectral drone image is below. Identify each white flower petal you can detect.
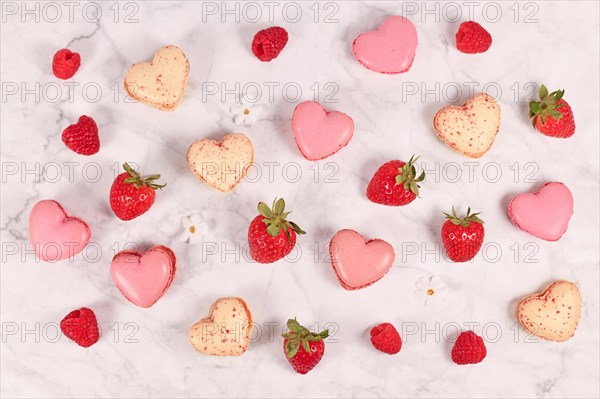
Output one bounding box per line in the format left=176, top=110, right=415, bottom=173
left=188, top=233, right=204, bottom=245
left=181, top=216, right=193, bottom=229
left=230, top=103, right=244, bottom=114
left=195, top=222, right=209, bottom=233
left=430, top=275, right=446, bottom=290
left=245, top=114, right=258, bottom=125
left=251, top=105, right=265, bottom=116
left=415, top=275, right=432, bottom=290
left=179, top=230, right=191, bottom=242
left=189, top=214, right=203, bottom=226
left=234, top=114, right=246, bottom=124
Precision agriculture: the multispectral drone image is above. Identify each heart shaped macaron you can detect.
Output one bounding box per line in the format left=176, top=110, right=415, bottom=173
left=29, top=200, right=91, bottom=262
left=189, top=297, right=253, bottom=356
left=508, top=182, right=573, bottom=241
left=329, top=229, right=395, bottom=290
left=292, top=101, right=354, bottom=160
left=124, top=45, right=189, bottom=111
left=111, top=246, right=176, bottom=308
left=517, top=280, right=581, bottom=342
left=352, top=16, right=418, bottom=74
left=433, top=93, right=501, bottom=158
left=187, top=133, right=254, bottom=192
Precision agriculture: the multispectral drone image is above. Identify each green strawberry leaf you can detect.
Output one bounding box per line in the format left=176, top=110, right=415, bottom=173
left=301, top=340, right=311, bottom=353
left=286, top=340, right=300, bottom=358
left=529, top=101, right=541, bottom=114
left=539, top=84, right=548, bottom=100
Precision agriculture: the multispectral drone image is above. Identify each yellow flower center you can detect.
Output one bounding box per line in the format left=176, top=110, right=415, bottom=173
left=427, top=288, right=435, bottom=296
left=189, top=225, right=196, bottom=234
left=243, top=108, right=250, bottom=115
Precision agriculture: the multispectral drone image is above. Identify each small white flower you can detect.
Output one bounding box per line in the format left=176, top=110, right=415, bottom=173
left=230, top=98, right=265, bottom=126
left=415, top=275, right=447, bottom=306
left=180, top=215, right=208, bottom=245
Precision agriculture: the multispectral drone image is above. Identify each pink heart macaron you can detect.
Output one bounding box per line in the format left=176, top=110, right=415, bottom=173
left=508, top=182, right=573, bottom=241
left=111, top=245, right=176, bottom=308
left=352, top=16, right=418, bottom=74
left=292, top=101, right=354, bottom=160
left=329, top=229, right=395, bottom=290
left=29, top=199, right=91, bottom=262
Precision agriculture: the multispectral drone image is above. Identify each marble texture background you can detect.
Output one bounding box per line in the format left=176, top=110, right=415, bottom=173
left=1, top=1, right=599, bottom=398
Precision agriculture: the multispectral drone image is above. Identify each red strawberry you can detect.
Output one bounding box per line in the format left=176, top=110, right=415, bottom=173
left=529, top=85, right=575, bottom=138
left=252, top=26, right=288, bottom=62
left=370, top=323, right=402, bottom=354
left=366, top=155, right=425, bottom=206
left=60, top=307, right=100, bottom=348
left=455, top=21, right=492, bottom=54
left=248, top=198, right=305, bottom=263
left=282, top=319, right=329, bottom=374
left=441, top=207, right=484, bottom=262
left=62, top=115, right=100, bottom=155
left=451, top=331, right=487, bottom=365
left=110, top=163, right=165, bottom=221
left=52, top=48, right=81, bottom=79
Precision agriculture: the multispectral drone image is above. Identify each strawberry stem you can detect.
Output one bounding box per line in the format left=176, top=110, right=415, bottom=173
left=395, top=154, right=425, bottom=196
left=122, top=163, right=166, bottom=190
left=258, top=198, right=305, bottom=242
left=529, top=84, right=565, bottom=127
left=443, top=206, right=484, bottom=227
left=281, top=318, right=328, bottom=358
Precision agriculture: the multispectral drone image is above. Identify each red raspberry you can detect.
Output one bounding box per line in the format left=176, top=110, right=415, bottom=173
left=52, top=49, right=81, bottom=79
left=451, top=331, right=487, bottom=365
left=455, top=22, right=492, bottom=54
left=252, top=26, right=288, bottom=62
left=62, top=115, right=100, bottom=156
left=60, top=307, right=100, bottom=348
left=370, top=323, right=402, bottom=354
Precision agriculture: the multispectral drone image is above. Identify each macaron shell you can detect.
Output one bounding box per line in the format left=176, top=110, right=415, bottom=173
left=187, top=133, right=254, bottom=192
left=352, top=16, right=418, bottom=74
left=29, top=199, right=91, bottom=262
left=517, top=280, right=581, bottom=342
left=124, top=45, right=189, bottom=111
left=110, top=246, right=176, bottom=308
left=433, top=93, right=501, bottom=158
left=189, top=297, right=253, bottom=356
left=329, top=229, right=395, bottom=290
left=508, top=182, right=573, bottom=241
left=292, top=101, right=354, bottom=160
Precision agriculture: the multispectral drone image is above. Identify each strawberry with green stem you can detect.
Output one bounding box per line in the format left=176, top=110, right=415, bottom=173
left=529, top=84, right=575, bottom=138
left=441, top=207, right=485, bottom=262
left=367, top=155, right=425, bottom=206
left=248, top=198, right=305, bottom=263
left=282, top=319, right=329, bottom=375
left=110, top=163, right=165, bottom=221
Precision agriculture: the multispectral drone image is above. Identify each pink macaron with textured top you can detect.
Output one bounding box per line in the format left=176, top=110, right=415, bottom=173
left=292, top=101, right=354, bottom=160
left=29, top=199, right=91, bottom=262
left=352, top=16, right=418, bottom=74
left=508, top=182, right=573, bottom=241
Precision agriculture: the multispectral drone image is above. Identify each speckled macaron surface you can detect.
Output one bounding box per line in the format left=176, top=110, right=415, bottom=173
left=187, top=133, right=254, bottom=192
left=189, top=297, right=253, bottom=356
left=517, top=280, right=581, bottom=342
left=124, top=45, right=189, bottom=111
left=433, top=93, right=501, bottom=158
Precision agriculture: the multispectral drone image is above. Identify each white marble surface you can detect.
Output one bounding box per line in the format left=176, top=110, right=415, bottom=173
left=1, top=1, right=599, bottom=398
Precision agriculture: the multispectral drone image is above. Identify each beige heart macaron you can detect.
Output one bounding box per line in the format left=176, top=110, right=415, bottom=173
left=189, top=297, right=253, bottom=356
left=124, top=45, right=189, bottom=111
left=517, top=280, right=581, bottom=342
left=433, top=93, right=501, bottom=158
left=187, top=133, right=254, bottom=192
